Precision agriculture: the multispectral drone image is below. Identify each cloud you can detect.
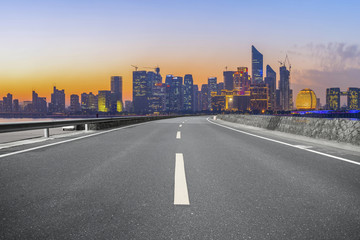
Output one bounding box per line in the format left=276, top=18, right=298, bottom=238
left=292, top=42, right=360, bottom=71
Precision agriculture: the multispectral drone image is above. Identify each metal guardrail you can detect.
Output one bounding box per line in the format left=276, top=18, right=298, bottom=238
left=0, top=116, right=177, bottom=137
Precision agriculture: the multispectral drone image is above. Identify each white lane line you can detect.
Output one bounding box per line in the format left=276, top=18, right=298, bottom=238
left=176, top=131, right=181, bottom=139
left=182, top=121, right=185, bottom=124
left=207, top=118, right=360, bottom=166
left=0, top=121, right=152, bottom=159
left=179, top=124, right=182, bottom=128
left=174, top=153, right=190, bottom=205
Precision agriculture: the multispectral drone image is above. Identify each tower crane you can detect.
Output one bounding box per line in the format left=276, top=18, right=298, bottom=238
left=131, top=65, right=139, bottom=71
left=142, top=66, right=160, bottom=74
left=278, top=54, right=291, bottom=72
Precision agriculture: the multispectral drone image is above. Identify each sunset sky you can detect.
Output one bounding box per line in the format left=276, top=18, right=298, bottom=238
left=1, top=0, right=360, bottom=105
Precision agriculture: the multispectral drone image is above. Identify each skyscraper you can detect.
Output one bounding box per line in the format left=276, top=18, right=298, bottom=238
left=223, top=71, right=235, bottom=90
left=49, top=87, right=65, bottom=113
left=169, top=76, right=183, bottom=112
left=133, top=71, right=148, bottom=113
left=193, top=84, right=199, bottom=112
left=2, top=93, right=13, bottom=112
left=201, top=84, right=209, bottom=111
left=32, top=91, right=47, bottom=113
left=278, top=66, right=291, bottom=111
left=265, top=65, right=276, bottom=110
left=70, top=94, right=81, bottom=112
left=208, top=77, right=217, bottom=109
left=217, top=82, right=224, bottom=95
left=252, top=45, right=263, bottom=84
left=233, top=67, right=250, bottom=94
left=98, top=90, right=111, bottom=112
left=183, top=74, right=193, bottom=112
left=110, top=76, right=123, bottom=113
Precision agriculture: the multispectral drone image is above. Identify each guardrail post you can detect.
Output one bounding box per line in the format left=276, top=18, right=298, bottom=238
left=44, top=128, right=50, bottom=138
left=85, top=124, right=89, bottom=131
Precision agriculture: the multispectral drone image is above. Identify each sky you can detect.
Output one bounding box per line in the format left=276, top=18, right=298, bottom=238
left=1, top=0, right=360, bottom=105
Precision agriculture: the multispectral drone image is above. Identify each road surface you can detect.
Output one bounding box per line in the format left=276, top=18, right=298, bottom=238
left=1, top=116, right=359, bottom=239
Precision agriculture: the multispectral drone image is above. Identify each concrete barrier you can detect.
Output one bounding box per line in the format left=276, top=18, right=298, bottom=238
left=217, top=114, right=360, bottom=146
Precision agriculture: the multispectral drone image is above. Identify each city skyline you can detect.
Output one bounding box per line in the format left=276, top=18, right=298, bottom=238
left=1, top=0, right=360, bottom=104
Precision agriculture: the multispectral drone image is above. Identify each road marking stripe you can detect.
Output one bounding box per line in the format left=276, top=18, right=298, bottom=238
left=176, top=131, right=181, bottom=139
left=0, top=121, right=152, bottom=159
left=207, top=117, right=360, bottom=166
left=174, top=153, right=190, bottom=205
left=179, top=124, right=182, bottom=127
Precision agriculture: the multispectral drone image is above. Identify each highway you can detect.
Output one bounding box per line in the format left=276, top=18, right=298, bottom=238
left=1, top=116, right=360, bottom=239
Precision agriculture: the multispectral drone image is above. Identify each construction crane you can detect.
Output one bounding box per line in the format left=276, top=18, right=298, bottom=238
left=131, top=65, right=139, bottom=71
left=142, top=66, right=160, bottom=74
left=278, top=54, right=291, bottom=72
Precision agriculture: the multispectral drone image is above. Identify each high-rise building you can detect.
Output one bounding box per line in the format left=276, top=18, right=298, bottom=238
left=183, top=74, right=193, bottom=112
left=32, top=91, right=47, bottom=113
left=265, top=65, right=276, bottom=110
left=13, top=99, right=20, bottom=112
left=252, top=45, right=263, bottom=84
left=223, top=71, right=235, bottom=90
left=169, top=76, right=183, bottom=112
left=326, top=88, right=340, bottom=110
left=233, top=67, right=250, bottom=94
left=70, top=94, right=81, bottom=112
left=110, top=76, right=123, bottom=113
left=49, top=87, right=65, bottom=113
left=201, top=84, right=209, bottom=111
left=208, top=77, right=217, bottom=109
left=81, top=92, right=97, bottom=112
left=193, top=84, right=199, bottom=112
left=250, top=83, right=268, bottom=112
left=217, top=82, right=225, bottom=95
left=347, top=88, right=360, bottom=110
left=148, top=83, right=166, bottom=113
left=278, top=66, right=291, bottom=111
left=98, top=90, right=111, bottom=112
left=2, top=93, right=13, bottom=112
left=133, top=71, right=148, bottom=113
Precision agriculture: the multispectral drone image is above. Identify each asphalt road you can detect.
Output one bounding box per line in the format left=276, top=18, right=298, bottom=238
left=0, top=116, right=360, bottom=239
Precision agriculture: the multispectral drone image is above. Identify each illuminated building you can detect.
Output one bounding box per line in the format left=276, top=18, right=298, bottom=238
left=70, top=94, right=81, bottom=112
left=217, top=82, right=224, bottom=95
left=49, top=87, right=65, bottom=113
left=183, top=74, right=193, bottom=112
left=201, top=84, right=209, bottom=111
left=347, top=88, right=360, bottom=110
left=81, top=92, right=97, bottom=112
left=233, top=67, right=250, bottom=94
left=326, top=88, right=340, bottom=110
left=295, top=88, right=317, bottom=110
left=149, top=83, right=166, bottom=113
left=193, top=84, right=199, bottom=112
left=208, top=77, right=217, bottom=109
left=223, top=71, right=235, bottom=90
left=250, top=83, right=268, bottom=112
left=278, top=66, right=291, bottom=111
left=98, top=90, right=111, bottom=112
left=211, top=93, right=225, bottom=112
left=110, top=76, right=123, bottom=113
left=265, top=65, right=276, bottom=110
left=252, top=45, right=263, bottom=84
left=169, top=76, right=183, bottom=112
left=133, top=71, right=148, bottom=113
